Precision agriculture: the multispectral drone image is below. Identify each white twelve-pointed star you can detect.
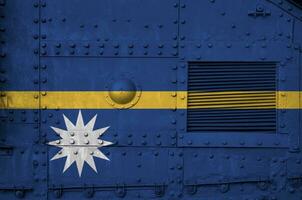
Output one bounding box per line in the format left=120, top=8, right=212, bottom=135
left=48, top=110, right=113, bottom=177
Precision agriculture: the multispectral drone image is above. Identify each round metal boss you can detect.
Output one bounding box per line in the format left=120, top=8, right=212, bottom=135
left=106, top=77, right=141, bottom=109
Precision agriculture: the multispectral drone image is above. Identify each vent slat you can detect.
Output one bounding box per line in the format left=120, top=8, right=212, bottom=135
left=188, top=97, right=276, bottom=102
left=189, top=72, right=275, bottom=76
left=187, top=62, right=277, bottom=132
left=188, top=127, right=275, bottom=131
left=189, top=69, right=276, bottom=73
left=188, top=81, right=276, bottom=87
left=188, top=109, right=275, bottom=114
left=188, top=116, right=276, bottom=120
left=188, top=113, right=275, bottom=117
left=189, top=78, right=276, bottom=83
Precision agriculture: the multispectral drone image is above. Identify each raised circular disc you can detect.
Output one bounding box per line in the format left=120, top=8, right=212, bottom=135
left=106, top=78, right=141, bottom=108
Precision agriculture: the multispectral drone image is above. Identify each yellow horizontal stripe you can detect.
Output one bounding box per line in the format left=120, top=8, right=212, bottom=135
left=41, top=91, right=176, bottom=109
left=0, top=91, right=300, bottom=109
left=0, top=91, right=39, bottom=109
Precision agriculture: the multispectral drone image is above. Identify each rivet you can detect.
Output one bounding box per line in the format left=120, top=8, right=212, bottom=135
left=41, top=50, right=47, bottom=55
left=15, top=190, right=25, bottom=198
left=33, top=79, right=39, bottom=84
left=34, top=49, right=39, bottom=54
left=69, top=43, right=76, bottom=48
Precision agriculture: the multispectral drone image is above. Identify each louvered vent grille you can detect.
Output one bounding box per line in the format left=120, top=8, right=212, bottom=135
left=187, top=62, right=277, bottom=132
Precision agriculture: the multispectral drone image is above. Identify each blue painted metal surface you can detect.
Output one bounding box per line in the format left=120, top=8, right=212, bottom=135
left=0, top=0, right=302, bottom=199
